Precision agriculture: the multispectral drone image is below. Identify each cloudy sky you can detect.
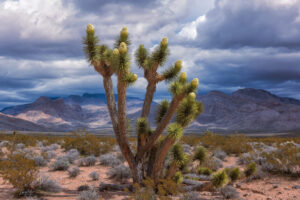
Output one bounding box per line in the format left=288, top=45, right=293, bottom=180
left=0, top=0, right=300, bottom=109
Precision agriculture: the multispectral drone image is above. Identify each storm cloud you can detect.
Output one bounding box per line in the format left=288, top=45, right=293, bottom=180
left=0, top=0, right=299, bottom=109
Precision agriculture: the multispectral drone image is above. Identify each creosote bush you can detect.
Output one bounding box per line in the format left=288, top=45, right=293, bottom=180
left=0, top=152, right=38, bottom=196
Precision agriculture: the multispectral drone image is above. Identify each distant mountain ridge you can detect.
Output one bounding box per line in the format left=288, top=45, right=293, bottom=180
left=0, top=88, right=300, bottom=134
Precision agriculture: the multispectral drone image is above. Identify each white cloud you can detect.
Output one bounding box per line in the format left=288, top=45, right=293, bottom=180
left=178, top=15, right=206, bottom=40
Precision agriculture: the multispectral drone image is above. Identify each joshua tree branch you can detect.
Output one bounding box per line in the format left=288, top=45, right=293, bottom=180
left=136, top=93, right=185, bottom=160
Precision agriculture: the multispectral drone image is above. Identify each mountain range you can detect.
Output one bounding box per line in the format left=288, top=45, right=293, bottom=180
left=0, top=88, right=300, bottom=134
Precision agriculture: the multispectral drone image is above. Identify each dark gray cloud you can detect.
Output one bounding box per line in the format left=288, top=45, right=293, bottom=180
left=195, top=0, right=300, bottom=49
left=0, top=0, right=299, bottom=109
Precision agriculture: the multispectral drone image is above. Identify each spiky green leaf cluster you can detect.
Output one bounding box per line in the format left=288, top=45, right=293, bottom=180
left=150, top=37, right=170, bottom=67
left=123, top=72, right=138, bottom=86
left=83, top=24, right=100, bottom=64
left=171, top=143, right=187, bottom=166
left=169, top=73, right=199, bottom=96
left=173, top=171, right=183, bottom=184
left=114, top=27, right=130, bottom=48
left=212, top=170, right=229, bottom=188
left=135, top=44, right=148, bottom=68
left=193, top=146, right=206, bottom=163
left=175, top=93, right=204, bottom=127
left=162, top=60, right=182, bottom=81
left=155, top=100, right=169, bottom=124
left=166, top=123, right=183, bottom=140
left=136, top=118, right=149, bottom=136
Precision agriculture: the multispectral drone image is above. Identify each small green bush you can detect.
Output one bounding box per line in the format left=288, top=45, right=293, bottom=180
left=193, top=146, right=206, bottom=163
left=173, top=171, right=183, bottom=184
left=212, top=170, right=229, bottom=188
left=229, top=167, right=241, bottom=181
left=245, top=162, right=257, bottom=177
left=197, top=167, right=212, bottom=175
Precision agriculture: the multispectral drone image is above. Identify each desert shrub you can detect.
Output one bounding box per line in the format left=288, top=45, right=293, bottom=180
left=89, top=171, right=99, bottom=181
left=65, top=148, right=80, bottom=163
left=50, top=157, right=70, bottom=171
left=157, top=178, right=182, bottom=197
left=68, top=167, right=80, bottom=178
left=62, top=131, right=102, bottom=156
left=78, top=155, right=97, bottom=166
left=77, top=189, right=99, bottom=200
left=99, top=153, right=122, bottom=166
left=173, top=171, right=183, bottom=184
left=200, top=156, right=223, bottom=171
left=16, top=143, right=25, bottom=149
left=245, top=162, right=257, bottom=177
left=45, top=150, right=57, bottom=160
left=220, top=185, right=240, bottom=199
left=213, top=148, right=226, bottom=160
left=41, top=143, right=59, bottom=152
left=180, top=191, right=202, bottom=200
left=182, top=144, right=192, bottom=154
left=107, top=164, right=132, bottom=182
left=77, top=185, right=90, bottom=191
left=33, top=155, right=48, bottom=167
left=132, top=177, right=182, bottom=200
left=228, top=167, right=241, bottom=181
left=84, top=155, right=97, bottom=166
left=193, top=146, right=206, bottom=163
left=197, top=167, right=212, bottom=175
left=0, top=152, right=38, bottom=196
left=35, top=175, right=62, bottom=192
left=212, top=170, right=229, bottom=188
left=200, top=131, right=251, bottom=155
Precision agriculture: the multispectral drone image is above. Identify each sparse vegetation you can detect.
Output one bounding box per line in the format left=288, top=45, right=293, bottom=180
left=99, top=153, right=122, bottom=166
left=50, top=157, right=70, bottom=171
left=228, top=167, right=241, bottom=181
left=89, top=171, right=99, bottom=181
left=245, top=162, right=257, bottom=177
left=0, top=151, right=38, bottom=196
left=108, top=164, right=132, bottom=182
left=212, top=170, right=229, bottom=188
left=68, top=167, right=80, bottom=178
left=197, top=167, right=212, bottom=176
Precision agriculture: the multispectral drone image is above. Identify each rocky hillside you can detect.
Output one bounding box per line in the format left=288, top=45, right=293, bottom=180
left=0, top=88, right=299, bottom=133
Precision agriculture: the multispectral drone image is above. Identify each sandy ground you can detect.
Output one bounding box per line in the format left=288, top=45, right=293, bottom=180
left=0, top=148, right=299, bottom=200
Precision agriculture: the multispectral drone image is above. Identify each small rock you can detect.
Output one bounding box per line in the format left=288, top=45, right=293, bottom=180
left=266, top=197, right=272, bottom=200
left=292, top=185, right=300, bottom=189
left=277, top=191, right=282, bottom=195
left=243, top=193, right=249, bottom=197
left=273, top=185, right=278, bottom=189
left=236, top=183, right=242, bottom=188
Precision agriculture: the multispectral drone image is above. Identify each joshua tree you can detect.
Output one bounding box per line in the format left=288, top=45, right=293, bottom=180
left=83, top=24, right=203, bottom=185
